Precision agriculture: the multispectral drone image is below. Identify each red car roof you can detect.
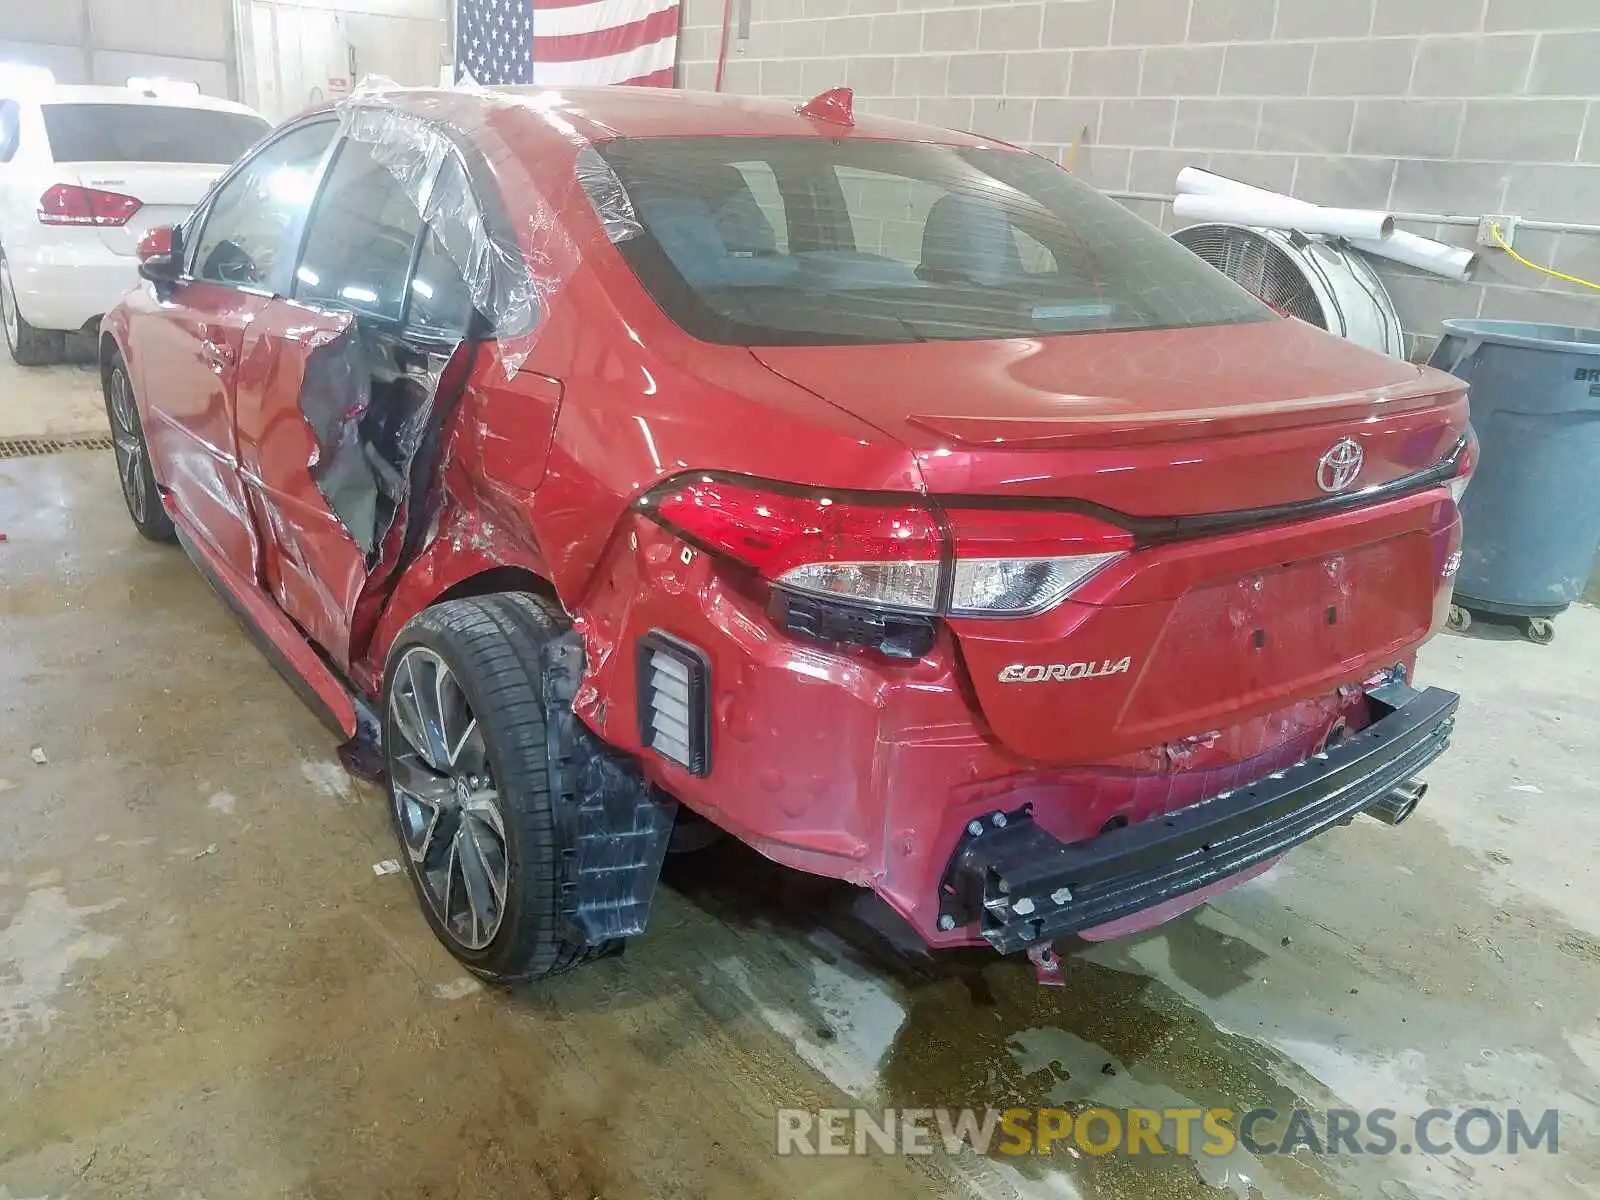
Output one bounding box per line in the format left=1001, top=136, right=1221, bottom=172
left=364, top=84, right=996, bottom=148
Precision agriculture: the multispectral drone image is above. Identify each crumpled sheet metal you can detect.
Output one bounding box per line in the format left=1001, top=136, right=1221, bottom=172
left=334, top=77, right=642, bottom=377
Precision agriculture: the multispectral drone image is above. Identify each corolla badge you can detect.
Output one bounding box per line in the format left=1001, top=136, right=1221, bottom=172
left=1317, top=437, right=1365, bottom=493
left=999, top=657, right=1132, bottom=683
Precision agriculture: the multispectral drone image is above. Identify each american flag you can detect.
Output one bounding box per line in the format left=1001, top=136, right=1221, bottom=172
left=455, top=0, right=681, bottom=89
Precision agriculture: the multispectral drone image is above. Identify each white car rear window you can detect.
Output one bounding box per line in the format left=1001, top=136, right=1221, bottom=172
left=41, top=103, right=270, bottom=165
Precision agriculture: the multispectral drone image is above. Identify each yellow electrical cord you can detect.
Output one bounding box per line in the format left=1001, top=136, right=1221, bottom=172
left=1490, top=223, right=1600, bottom=291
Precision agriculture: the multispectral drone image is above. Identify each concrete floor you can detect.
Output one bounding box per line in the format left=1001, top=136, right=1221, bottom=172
left=2, top=351, right=1598, bottom=1200
left=0, top=337, right=103, bottom=441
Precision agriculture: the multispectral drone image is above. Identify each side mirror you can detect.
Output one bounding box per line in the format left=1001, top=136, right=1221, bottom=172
left=137, top=225, right=182, bottom=284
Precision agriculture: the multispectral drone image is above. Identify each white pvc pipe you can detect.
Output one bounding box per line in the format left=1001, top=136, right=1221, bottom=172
left=1176, top=166, right=1478, bottom=280
left=1172, top=192, right=1395, bottom=241
left=1349, top=230, right=1479, bottom=282
left=1176, top=167, right=1319, bottom=208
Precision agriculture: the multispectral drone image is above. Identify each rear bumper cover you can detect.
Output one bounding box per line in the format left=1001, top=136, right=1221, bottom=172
left=8, top=239, right=136, bottom=331
left=941, top=680, right=1459, bottom=953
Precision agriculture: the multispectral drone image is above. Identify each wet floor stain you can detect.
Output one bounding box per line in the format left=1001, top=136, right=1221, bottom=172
left=0, top=887, right=122, bottom=1049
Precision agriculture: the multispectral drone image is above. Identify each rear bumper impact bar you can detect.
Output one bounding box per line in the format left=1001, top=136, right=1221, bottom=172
left=942, top=681, right=1459, bottom=954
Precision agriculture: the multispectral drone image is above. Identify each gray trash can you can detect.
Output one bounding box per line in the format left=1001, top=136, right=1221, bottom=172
left=1428, top=319, right=1600, bottom=643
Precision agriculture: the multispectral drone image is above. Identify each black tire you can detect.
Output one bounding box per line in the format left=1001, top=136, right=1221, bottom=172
left=1, top=251, right=65, bottom=366
left=383, top=592, right=619, bottom=983
left=102, top=350, right=176, bottom=542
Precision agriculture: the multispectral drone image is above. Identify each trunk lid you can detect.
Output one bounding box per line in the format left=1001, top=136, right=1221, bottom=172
left=751, top=317, right=1467, bottom=516
left=68, top=163, right=226, bottom=257
left=753, top=318, right=1468, bottom=766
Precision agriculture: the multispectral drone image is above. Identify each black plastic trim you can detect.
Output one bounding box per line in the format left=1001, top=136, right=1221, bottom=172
left=942, top=681, right=1459, bottom=954
left=634, top=435, right=1469, bottom=557
left=769, top=589, right=939, bottom=659
left=637, top=630, right=713, bottom=777
left=175, top=526, right=350, bottom=739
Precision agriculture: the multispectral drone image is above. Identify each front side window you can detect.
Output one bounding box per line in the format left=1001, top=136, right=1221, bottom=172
left=597, top=136, right=1270, bottom=346
left=41, top=103, right=269, bottom=165
left=294, top=138, right=429, bottom=321
left=191, top=121, right=337, bottom=288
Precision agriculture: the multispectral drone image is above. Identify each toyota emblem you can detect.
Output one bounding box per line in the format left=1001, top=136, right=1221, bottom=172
left=1317, top=437, right=1364, bottom=493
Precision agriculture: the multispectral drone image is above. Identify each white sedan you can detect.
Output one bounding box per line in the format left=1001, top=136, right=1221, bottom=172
left=0, top=83, right=271, bottom=365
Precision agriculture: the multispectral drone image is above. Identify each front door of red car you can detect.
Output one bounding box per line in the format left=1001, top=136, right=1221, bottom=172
left=233, top=135, right=480, bottom=670
left=133, top=120, right=338, bottom=577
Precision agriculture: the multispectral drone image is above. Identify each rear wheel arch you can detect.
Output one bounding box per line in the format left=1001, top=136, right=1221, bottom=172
left=366, top=552, right=566, bottom=680
left=381, top=590, right=675, bottom=981
left=1, top=244, right=64, bottom=365
left=432, top=565, right=562, bottom=611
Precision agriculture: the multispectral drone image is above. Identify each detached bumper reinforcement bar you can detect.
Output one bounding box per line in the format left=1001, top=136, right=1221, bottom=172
left=943, top=681, right=1459, bottom=954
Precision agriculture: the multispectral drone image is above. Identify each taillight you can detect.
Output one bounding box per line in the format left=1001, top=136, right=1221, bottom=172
left=639, top=475, right=1129, bottom=619
left=944, top=506, right=1133, bottom=616
left=38, top=184, right=143, bottom=227
left=648, top=476, right=942, bottom=611
left=1449, top=426, right=1478, bottom=505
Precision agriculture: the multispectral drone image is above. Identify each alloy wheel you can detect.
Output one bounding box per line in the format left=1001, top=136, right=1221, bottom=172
left=388, top=646, right=510, bottom=951
left=107, top=367, right=148, bottom=523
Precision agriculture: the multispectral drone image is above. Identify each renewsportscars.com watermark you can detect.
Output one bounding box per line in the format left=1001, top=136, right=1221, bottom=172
left=776, top=1106, right=1560, bottom=1158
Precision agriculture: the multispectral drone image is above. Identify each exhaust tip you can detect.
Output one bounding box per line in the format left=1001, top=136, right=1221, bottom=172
left=1366, top=779, right=1427, bottom=826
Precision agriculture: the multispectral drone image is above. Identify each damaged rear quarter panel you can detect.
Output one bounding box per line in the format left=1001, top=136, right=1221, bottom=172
left=362, top=363, right=566, bottom=679
left=353, top=89, right=926, bottom=698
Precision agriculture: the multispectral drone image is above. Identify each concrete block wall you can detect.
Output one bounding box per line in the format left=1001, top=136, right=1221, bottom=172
left=677, top=0, right=1600, bottom=358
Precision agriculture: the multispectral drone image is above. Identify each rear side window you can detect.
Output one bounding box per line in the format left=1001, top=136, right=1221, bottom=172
left=406, top=158, right=478, bottom=335
left=295, top=138, right=427, bottom=321
left=191, top=121, right=337, bottom=288
left=41, top=104, right=269, bottom=165
left=597, top=137, right=1270, bottom=346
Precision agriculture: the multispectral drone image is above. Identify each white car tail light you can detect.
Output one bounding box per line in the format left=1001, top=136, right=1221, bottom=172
left=39, top=184, right=143, bottom=228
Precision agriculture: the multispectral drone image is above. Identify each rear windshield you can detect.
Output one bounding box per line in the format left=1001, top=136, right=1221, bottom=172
left=592, top=136, right=1269, bottom=346
left=42, top=103, right=270, bottom=165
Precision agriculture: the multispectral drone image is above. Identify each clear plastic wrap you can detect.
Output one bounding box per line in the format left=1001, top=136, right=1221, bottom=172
left=575, top=144, right=642, bottom=245
left=285, top=78, right=645, bottom=554
left=333, top=76, right=639, bottom=377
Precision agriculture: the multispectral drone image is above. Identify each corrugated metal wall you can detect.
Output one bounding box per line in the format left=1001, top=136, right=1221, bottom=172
left=0, top=0, right=237, bottom=96
left=0, top=0, right=447, bottom=120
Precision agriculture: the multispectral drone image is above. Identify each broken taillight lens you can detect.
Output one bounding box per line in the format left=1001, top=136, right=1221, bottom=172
left=1448, top=426, right=1478, bottom=505
left=639, top=475, right=1130, bottom=618
left=38, top=183, right=142, bottom=227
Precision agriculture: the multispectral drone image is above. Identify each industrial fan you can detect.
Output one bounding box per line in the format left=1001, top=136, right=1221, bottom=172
left=1172, top=223, right=1405, bottom=358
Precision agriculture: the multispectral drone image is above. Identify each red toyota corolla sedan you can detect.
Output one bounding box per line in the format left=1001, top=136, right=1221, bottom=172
left=100, top=85, right=1471, bottom=983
